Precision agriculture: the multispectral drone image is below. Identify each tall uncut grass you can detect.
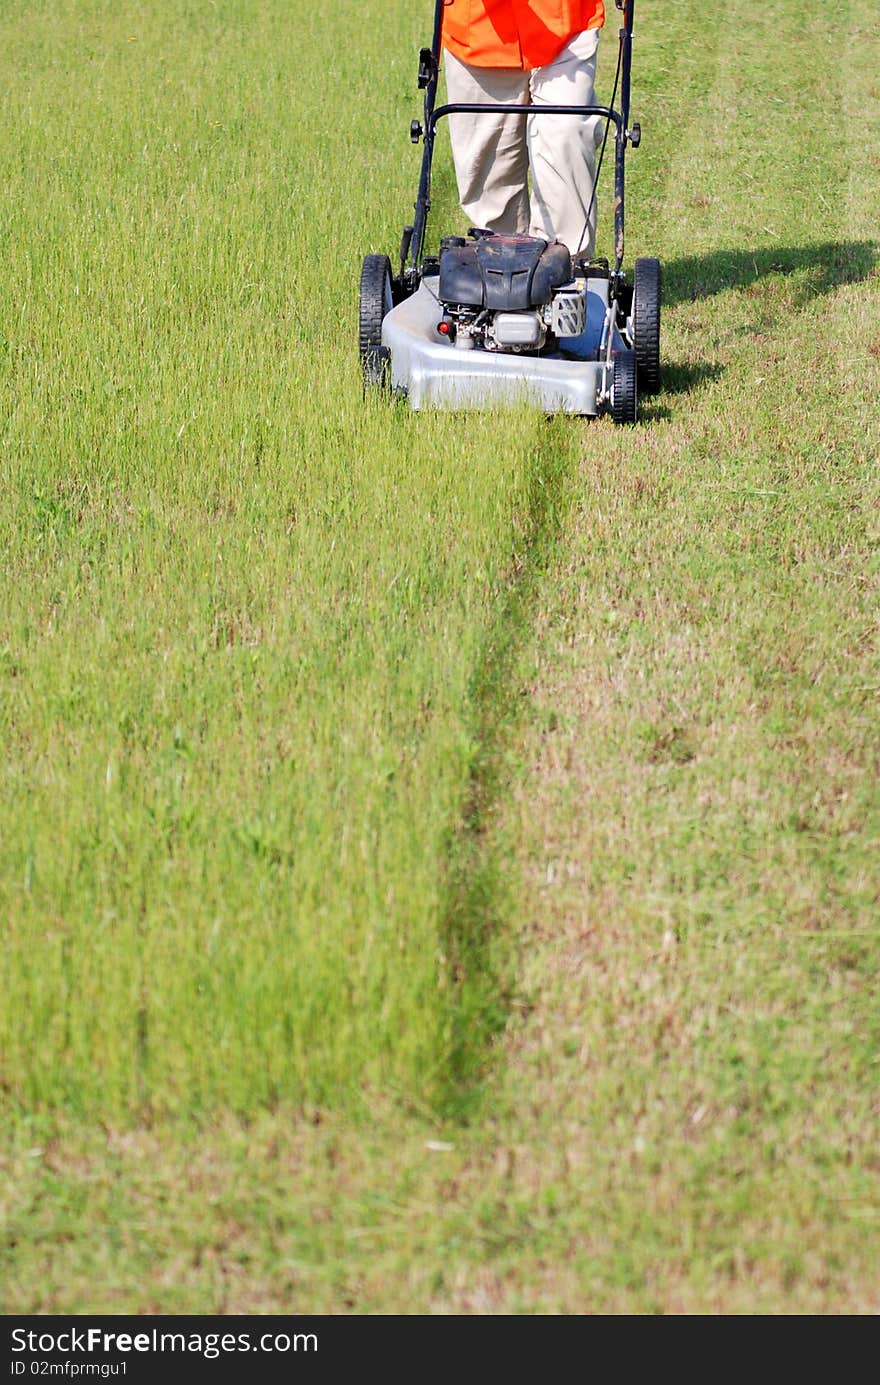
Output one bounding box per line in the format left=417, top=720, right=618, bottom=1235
left=0, top=0, right=577, bottom=1117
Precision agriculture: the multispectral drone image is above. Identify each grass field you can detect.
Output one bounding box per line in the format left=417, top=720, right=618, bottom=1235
left=1, top=0, right=878, bottom=1312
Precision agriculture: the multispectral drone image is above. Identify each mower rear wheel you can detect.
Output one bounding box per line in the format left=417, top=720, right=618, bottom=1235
left=359, top=253, right=393, bottom=389
left=611, top=349, right=638, bottom=425
left=633, top=256, right=661, bottom=395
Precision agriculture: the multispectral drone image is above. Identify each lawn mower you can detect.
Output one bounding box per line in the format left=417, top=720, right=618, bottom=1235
left=358, top=0, right=660, bottom=422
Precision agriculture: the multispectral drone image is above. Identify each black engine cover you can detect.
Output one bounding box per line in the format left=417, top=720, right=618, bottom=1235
left=438, top=234, right=572, bottom=311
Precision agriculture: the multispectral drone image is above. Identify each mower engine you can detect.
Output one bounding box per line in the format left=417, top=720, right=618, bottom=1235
left=437, top=232, right=587, bottom=353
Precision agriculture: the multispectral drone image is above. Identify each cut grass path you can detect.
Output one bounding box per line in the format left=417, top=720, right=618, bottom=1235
left=2, top=0, right=879, bottom=1311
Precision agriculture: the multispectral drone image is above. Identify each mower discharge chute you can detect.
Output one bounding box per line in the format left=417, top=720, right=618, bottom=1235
left=359, top=0, right=660, bottom=422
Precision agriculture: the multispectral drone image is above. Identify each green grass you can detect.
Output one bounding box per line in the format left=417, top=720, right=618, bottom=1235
left=0, top=0, right=579, bottom=1117
left=2, top=0, right=879, bottom=1312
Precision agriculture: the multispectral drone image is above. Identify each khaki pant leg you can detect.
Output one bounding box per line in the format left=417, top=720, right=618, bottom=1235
left=443, top=49, right=531, bottom=235
left=527, top=29, right=601, bottom=256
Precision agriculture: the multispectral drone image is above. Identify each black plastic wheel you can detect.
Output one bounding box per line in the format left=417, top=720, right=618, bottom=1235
left=359, top=253, right=393, bottom=389
left=611, top=348, right=638, bottom=425
left=632, top=256, right=661, bottom=395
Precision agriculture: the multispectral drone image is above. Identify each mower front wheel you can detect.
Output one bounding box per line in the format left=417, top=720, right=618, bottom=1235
left=611, top=349, right=638, bottom=425
left=359, top=253, right=393, bottom=390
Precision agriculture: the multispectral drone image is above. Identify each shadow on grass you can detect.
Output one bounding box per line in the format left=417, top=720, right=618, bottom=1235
left=639, top=361, right=725, bottom=420
left=643, top=241, right=877, bottom=407
left=660, top=361, right=723, bottom=394
left=662, top=240, right=877, bottom=307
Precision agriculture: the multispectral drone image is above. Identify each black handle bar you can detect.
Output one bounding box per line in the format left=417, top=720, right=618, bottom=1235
left=429, top=103, right=622, bottom=132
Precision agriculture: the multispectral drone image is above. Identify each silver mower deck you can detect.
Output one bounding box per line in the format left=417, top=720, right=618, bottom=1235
left=383, top=272, right=617, bottom=414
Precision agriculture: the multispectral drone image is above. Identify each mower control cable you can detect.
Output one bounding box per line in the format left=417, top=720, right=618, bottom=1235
left=573, top=33, right=623, bottom=263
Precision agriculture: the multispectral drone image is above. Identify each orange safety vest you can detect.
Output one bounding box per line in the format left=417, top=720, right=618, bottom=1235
left=443, top=0, right=605, bottom=71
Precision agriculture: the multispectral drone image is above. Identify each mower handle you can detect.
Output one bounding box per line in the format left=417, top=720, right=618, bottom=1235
left=429, top=103, right=622, bottom=134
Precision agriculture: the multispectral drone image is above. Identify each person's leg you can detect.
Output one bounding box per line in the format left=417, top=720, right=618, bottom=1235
left=443, top=48, right=530, bottom=235
left=527, top=28, right=602, bottom=256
